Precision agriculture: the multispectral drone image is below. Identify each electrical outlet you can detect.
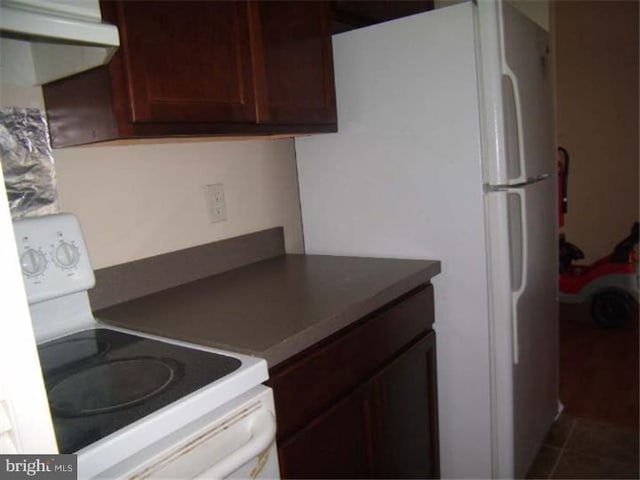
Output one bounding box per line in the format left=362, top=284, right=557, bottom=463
left=204, top=183, right=227, bottom=223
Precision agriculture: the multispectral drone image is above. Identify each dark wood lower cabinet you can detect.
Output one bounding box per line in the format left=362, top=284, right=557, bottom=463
left=269, top=286, right=440, bottom=479
left=279, top=384, right=373, bottom=478
left=374, top=333, right=439, bottom=478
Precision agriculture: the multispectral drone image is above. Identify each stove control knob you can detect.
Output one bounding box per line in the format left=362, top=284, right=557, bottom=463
left=54, top=242, right=80, bottom=268
left=20, top=248, right=47, bottom=276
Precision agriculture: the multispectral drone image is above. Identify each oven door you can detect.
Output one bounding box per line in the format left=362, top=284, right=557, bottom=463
left=96, top=385, right=279, bottom=480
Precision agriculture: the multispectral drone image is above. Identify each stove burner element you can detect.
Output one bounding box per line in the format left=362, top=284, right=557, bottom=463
left=39, top=337, right=111, bottom=371
left=50, top=357, right=180, bottom=417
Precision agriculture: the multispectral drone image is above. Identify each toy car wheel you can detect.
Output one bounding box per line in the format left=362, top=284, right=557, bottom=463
left=590, top=290, right=632, bottom=329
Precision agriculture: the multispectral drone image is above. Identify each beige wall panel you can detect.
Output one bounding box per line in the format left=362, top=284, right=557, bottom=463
left=555, top=0, right=639, bottom=261
left=53, top=138, right=303, bottom=268
left=1, top=86, right=304, bottom=269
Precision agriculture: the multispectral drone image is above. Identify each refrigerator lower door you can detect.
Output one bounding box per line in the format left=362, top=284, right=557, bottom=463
left=488, top=178, right=558, bottom=478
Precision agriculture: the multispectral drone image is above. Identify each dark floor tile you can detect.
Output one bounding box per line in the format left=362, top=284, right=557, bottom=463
left=526, top=445, right=562, bottom=479
left=551, top=450, right=639, bottom=479
left=544, top=414, right=577, bottom=448
left=559, top=303, right=639, bottom=430
left=565, top=418, right=640, bottom=464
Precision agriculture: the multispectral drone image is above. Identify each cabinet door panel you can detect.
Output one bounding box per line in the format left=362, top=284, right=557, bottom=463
left=252, top=1, right=336, bottom=124
left=116, top=1, right=257, bottom=123
left=268, top=286, right=433, bottom=441
left=278, top=385, right=373, bottom=479
left=374, top=332, right=439, bottom=478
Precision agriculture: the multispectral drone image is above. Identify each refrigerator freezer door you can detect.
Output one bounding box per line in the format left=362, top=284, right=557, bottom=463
left=484, top=2, right=555, bottom=186
left=507, top=179, right=558, bottom=477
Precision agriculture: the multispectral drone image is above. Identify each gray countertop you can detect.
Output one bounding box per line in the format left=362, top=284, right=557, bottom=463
left=96, top=254, right=440, bottom=367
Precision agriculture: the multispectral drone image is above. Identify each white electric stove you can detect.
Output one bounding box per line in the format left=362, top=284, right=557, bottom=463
left=13, top=213, right=280, bottom=479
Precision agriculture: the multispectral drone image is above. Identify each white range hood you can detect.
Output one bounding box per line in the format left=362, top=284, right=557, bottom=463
left=0, top=0, right=119, bottom=86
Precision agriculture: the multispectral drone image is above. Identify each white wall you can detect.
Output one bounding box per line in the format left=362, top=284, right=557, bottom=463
left=0, top=85, right=304, bottom=269
left=506, top=0, right=549, bottom=31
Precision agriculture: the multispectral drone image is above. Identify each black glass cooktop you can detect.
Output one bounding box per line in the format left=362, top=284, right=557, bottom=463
left=38, top=328, right=241, bottom=453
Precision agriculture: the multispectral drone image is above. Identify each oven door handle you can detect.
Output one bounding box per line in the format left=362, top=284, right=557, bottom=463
left=194, top=408, right=276, bottom=479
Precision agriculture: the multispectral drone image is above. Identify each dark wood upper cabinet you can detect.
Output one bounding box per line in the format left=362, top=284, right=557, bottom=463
left=116, top=1, right=257, bottom=124
left=253, top=1, right=336, bottom=125
left=42, top=0, right=337, bottom=147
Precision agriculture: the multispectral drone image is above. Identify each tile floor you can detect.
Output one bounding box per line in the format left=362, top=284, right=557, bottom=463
left=526, top=301, right=639, bottom=479
left=526, top=414, right=639, bottom=479
left=558, top=302, right=638, bottom=429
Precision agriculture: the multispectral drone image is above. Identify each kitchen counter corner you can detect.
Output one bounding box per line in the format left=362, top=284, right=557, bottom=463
left=96, top=254, right=441, bottom=367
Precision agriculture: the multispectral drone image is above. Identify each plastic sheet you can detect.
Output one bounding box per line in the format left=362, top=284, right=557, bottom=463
left=0, top=108, right=59, bottom=218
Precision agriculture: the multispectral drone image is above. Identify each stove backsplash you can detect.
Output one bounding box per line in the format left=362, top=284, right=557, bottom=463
left=0, top=107, right=59, bottom=218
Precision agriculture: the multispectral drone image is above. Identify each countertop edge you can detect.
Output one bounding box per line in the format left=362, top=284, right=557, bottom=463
left=262, top=265, right=439, bottom=367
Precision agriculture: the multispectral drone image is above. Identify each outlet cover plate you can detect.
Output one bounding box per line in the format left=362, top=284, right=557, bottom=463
left=204, top=183, right=227, bottom=223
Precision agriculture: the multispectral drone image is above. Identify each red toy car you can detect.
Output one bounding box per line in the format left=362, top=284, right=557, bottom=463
left=559, top=222, right=639, bottom=328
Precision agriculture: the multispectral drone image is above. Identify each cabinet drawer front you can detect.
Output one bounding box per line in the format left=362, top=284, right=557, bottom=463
left=268, top=285, right=434, bottom=441
left=115, top=1, right=257, bottom=123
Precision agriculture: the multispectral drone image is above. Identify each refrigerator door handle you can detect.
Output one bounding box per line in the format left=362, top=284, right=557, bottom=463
left=502, top=69, right=526, bottom=184
left=507, top=189, right=528, bottom=365
left=486, top=173, right=551, bottom=191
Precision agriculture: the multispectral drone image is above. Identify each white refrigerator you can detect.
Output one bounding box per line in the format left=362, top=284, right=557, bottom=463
left=295, top=1, right=558, bottom=479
